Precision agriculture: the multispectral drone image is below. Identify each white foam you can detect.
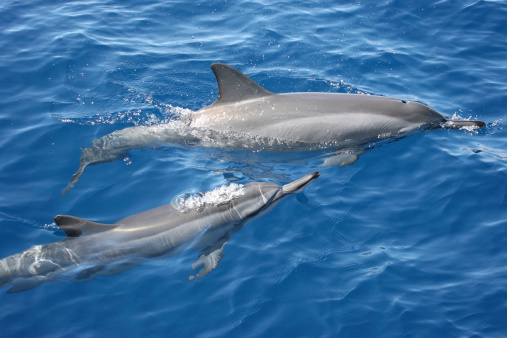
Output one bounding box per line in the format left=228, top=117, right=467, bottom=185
left=176, top=183, right=246, bottom=213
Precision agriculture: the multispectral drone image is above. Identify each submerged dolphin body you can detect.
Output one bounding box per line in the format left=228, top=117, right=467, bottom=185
left=0, top=172, right=319, bottom=293
left=63, top=63, right=485, bottom=194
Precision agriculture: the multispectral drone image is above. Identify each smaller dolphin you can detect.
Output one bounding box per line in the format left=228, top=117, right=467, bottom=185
left=0, top=172, right=319, bottom=293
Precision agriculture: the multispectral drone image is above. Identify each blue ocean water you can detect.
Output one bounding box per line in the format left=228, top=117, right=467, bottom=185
left=1, top=0, right=506, bottom=336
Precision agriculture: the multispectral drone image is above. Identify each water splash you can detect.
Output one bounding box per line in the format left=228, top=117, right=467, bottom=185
left=444, top=112, right=486, bottom=132
left=59, top=87, right=193, bottom=127
left=175, top=183, right=246, bottom=213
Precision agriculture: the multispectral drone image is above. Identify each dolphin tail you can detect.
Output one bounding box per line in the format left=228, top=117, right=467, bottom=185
left=61, top=161, right=89, bottom=196
left=444, top=120, right=486, bottom=129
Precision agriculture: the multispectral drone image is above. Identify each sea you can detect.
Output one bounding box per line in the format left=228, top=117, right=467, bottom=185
left=0, top=0, right=506, bottom=337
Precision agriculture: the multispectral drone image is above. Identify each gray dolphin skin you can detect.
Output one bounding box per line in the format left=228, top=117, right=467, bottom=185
left=62, top=63, right=485, bottom=194
left=0, top=172, right=319, bottom=293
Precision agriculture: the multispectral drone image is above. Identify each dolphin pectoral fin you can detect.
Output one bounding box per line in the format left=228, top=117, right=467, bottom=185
left=189, top=241, right=226, bottom=280
left=319, top=148, right=367, bottom=167
left=75, top=265, right=105, bottom=281
left=61, top=161, right=89, bottom=196
left=7, top=278, right=44, bottom=294
left=54, top=215, right=118, bottom=237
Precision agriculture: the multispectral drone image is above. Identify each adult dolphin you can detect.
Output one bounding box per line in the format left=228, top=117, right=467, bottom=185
left=62, top=63, right=485, bottom=194
left=0, top=172, right=319, bottom=293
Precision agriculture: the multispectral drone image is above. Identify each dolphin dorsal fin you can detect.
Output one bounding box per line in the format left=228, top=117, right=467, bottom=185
left=210, top=63, right=274, bottom=105
left=54, top=215, right=118, bottom=237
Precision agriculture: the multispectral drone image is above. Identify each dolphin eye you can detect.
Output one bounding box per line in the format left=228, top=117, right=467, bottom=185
left=401, top=100, right=407, bottom=104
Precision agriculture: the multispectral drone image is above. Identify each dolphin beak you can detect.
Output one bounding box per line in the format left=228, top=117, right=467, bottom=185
left=283, top=171, right=320, bottom=193
left=273, top=171, right=319, bottom=202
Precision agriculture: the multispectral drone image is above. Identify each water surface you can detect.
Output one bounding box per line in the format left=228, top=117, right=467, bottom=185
left=0, top=0, right=506, bottom=336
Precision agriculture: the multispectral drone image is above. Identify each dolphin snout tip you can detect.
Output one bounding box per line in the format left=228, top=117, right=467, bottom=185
left=282, top=171, right=319, bottom=194
left=445, top=119, right=486, bottom=129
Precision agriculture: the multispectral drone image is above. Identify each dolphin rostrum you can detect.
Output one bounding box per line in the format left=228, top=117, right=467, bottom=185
left=0, top=172, right=319, bottom=293
left=62, top=63, right=485, bottom=194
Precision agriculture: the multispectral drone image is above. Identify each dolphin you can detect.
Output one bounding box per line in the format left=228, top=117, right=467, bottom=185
left=62, top=63, right=485, bottom=194
left=0, top=172, right=319, bottom=293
